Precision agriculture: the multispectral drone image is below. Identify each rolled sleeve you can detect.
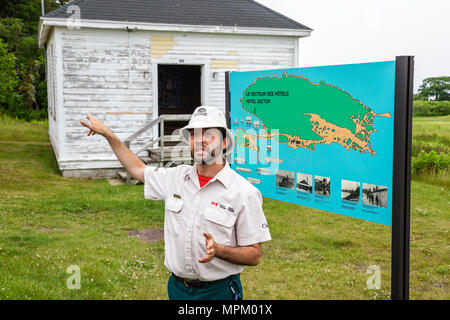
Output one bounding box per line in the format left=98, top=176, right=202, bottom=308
left=235, top=189, right=272, bottom=246
left=144, top=166, right=171, bottom=201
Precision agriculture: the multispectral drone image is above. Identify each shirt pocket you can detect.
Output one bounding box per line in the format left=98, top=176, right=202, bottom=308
left=165, top=196, right=183, bottom=237
left=201, top=207, right=237, bottom=246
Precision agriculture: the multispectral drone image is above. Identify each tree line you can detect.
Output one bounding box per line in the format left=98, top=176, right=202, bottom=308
left=0, top=0, right=69, bottom=121
left=414, top=76, right=450, bottom=102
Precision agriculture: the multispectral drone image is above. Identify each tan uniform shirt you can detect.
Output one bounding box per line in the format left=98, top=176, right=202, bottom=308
left=144, top=161, right=271, bottom=281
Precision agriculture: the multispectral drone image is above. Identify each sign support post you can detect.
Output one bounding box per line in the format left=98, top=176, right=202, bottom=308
left=391, top=56, right=414, bottom=300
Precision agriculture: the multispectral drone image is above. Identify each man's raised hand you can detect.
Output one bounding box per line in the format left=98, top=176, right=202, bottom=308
left=80, top=112, right=109, bottom=137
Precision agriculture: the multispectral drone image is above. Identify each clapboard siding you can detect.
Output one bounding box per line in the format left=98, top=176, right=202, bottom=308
left=51, top=27, right=299, bottom=171
left=60, top=28, right=153, bottom=161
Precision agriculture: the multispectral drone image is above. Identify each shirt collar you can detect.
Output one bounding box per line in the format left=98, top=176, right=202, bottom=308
left=185, top=158, right=232, bottom=189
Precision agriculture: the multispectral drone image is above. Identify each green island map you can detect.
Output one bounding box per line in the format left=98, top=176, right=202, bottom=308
left=236, top=73, right=392, bottom=156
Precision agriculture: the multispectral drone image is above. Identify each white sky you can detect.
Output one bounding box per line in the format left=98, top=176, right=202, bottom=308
left=257, top=0, right=450, bottom=92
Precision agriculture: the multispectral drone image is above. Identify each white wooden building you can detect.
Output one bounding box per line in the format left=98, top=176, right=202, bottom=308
left=38, top=0, right=312, bottom=178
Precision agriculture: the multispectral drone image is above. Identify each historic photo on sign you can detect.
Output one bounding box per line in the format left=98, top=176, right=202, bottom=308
left=297, top=173, right=313, bottom=193
left=276, top=170, right=295, bottom=190
left=315, top=176, right=331, bottom=197
left=341, top=180, right=360, bottom=202
left=362, top=183, right=388, bottom=208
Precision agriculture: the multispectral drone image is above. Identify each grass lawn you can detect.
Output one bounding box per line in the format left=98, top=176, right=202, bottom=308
left=0, top=115, right=448, bottom=300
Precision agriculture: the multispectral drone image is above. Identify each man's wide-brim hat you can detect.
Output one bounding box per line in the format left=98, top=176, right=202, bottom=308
left=180, top=106, right=235, bottom=155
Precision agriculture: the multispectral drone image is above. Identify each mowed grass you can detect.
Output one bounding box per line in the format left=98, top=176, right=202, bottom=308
left=413, top=115, right=449, bottom=138
left=0, top=116, right=448, bottom=300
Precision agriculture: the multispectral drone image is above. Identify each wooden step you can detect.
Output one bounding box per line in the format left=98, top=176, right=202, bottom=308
left=148, top=146, right=190, bottom=154
left=162, top=135, right=184, bottom=142
left=148, top=146, right=191, bottom=161
left=139, top=156, right=157, bottom=164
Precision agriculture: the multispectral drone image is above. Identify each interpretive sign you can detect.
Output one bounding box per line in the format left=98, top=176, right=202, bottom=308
left=228, top=60, right=396, bottom=225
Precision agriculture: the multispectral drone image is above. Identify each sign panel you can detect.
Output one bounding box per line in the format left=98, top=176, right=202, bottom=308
left=228, top=61, right=396, bottom=225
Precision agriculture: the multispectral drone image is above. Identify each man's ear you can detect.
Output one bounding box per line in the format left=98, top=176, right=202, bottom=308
left=222, top=136, right=229, bottom=152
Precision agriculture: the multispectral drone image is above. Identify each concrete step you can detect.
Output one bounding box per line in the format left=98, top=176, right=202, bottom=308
left=117, top=171, right=141, bottom=185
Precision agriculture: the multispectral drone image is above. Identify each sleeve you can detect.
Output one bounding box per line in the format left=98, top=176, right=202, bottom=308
left=143, top=166, right=172, bottom=201
left=235, top=188, right=272, bottom=246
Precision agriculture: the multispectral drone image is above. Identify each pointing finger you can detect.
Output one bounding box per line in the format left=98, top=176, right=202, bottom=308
left=80, top=120, right=91, bottom=128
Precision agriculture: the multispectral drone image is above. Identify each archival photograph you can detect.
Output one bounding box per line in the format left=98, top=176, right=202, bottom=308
left=276, top=170, right=295, bottom=190
left=341, top=180, right=361, bottom=202
left=362, top=183, right=388, bottom=208
left=314, top=176, right=331, bottom=196
left=296, top=173, right=313, bottom=193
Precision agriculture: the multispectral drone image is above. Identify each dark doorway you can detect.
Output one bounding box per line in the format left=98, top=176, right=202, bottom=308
left=158, top=64, right=201, bottom=138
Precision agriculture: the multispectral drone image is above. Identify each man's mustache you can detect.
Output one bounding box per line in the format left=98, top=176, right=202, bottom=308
left=191, top=143, right=222, bottom=164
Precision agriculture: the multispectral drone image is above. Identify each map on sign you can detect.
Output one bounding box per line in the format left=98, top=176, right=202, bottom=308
left=229, top=61, right=396, bottom=225
left=237, top=73, right=391, bottom=155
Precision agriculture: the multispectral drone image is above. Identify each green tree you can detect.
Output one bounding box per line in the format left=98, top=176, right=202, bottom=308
left=0, top=1, right=68, bottom=120
left=417, top=77, right=450, bottom=101
left=0, top=18, right=24, bottom=52
left=0, top=0, right=68, bottom=34
left=0, top=39, right=23, bottom=116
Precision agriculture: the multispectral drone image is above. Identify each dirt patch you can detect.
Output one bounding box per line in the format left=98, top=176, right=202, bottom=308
left=128, top=228, right=164, bottom=243
left=37, top=227, right=69, bottom=232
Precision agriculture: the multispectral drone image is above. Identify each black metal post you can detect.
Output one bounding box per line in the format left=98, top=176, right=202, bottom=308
left=225, top=71, right=231, bottom=129
left=224, top=72, right=232, bottom=163
left=391, top=56, right=414, bottom=300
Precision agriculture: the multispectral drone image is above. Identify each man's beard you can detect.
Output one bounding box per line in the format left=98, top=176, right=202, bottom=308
left=191, top=144, right=222, bottom=165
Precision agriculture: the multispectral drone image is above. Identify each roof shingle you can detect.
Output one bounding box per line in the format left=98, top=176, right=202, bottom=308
left=44, top=0, right=312, bottom=31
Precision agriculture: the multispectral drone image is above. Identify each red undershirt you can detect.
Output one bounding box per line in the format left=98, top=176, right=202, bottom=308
left=198, top=173, right=213, bottom=188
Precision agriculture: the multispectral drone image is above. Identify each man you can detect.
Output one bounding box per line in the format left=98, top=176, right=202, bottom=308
left=80, top=106, right=271, bottom=300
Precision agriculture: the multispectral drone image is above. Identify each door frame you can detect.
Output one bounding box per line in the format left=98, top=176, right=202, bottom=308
left=151, top=60, right=210, bottom=139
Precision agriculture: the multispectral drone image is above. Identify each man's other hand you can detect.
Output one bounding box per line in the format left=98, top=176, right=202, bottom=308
left=199, top=232, right=217, bottom=263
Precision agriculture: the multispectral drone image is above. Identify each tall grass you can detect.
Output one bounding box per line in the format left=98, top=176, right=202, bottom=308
left=412, top=116, right=450, bottom=184
left=0, top=113, right=49, bottom=142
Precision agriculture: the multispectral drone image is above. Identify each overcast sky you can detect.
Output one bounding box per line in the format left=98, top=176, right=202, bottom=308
left=257, top=0, right=450, bottom=92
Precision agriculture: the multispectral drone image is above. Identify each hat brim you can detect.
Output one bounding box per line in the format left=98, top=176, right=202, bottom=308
left=180, top=124, right=235, bottom=155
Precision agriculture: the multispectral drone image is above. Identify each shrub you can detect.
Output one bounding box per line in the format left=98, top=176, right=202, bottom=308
left=413, top=101, right=450, bottom=117
left=411, top=150, right=449, bottom=176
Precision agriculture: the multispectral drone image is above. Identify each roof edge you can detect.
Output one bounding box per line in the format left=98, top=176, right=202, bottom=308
left=38, top=16, right=313, bottom=46
left=250, top=0, right=313, bottom=31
